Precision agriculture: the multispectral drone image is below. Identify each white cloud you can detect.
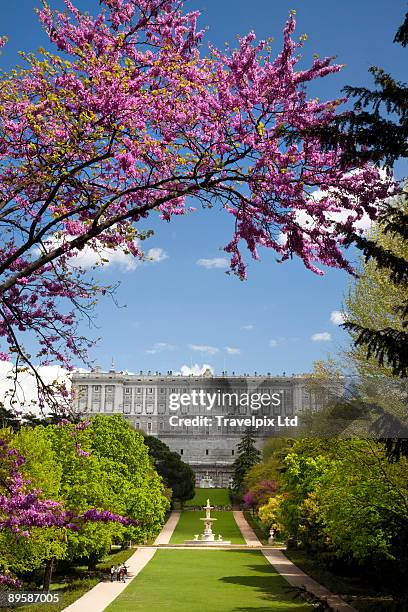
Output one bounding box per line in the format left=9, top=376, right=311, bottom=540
left=73, top=245, right=168, bottom=272
left=187, top=344, right=219, bottom=356
left=178, top=363, right=214, bottom=376
left=241, top=324, right=254, bottom=331
left=269, top=339, right=278, bottom=347
left=196, top=257, right=228, bottom=269
left=277, top=182, right=386, bottom=247
left=311, top=332, right=332, bottom=342
left=0, top=361, right=70, bottom=413
left=330, top=310, right=346, bottom=325
left=146, top=342, right=175, bottom=354
left=225, top=347, right=240, bottom=355
left=73, top=247, right=139, bottom=271
left=146, top=248, right=168, bottom=264
left=39, top=236, right=168, bottom=273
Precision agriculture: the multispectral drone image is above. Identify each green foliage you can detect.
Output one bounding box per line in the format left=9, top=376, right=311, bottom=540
left=88, top=416, right=170, bottom=544
left=0, top=416, right=169, bottom=583
left=276, top=439, right=408, bottom=573
left=344, top=194, right=408, bottom=458
left=315, top=10, right=407, bottom=167
left=262, top=437, right=294, bottom=463
left=231, top=432, right=261, bottom=493
left=0, top=426, right=67, bottom=578
left=314, top=10, right=408, bottom=381
left=143, top=435, right=195, bottom=502
left=14, top=426, right=62, bottom=498
left=345, top=197, right=408, bottom=380
left=243, top=438, right=294, bottom=492
left=0, top=403, right=21, bottom=431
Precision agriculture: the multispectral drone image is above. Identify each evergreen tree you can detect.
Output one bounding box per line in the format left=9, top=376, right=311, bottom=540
left=0, top=403, right=21, bottom=431
left=314, top=11, right=408, bottom=380
left=232, top=431, right=261, bottom=493
left=143, top=436, right=195, bottom=503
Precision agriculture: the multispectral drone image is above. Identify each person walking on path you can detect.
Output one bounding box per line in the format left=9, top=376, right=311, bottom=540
left=116, top=564, right=121, bottom=582
left=109, top=565, right=115, bottom=583
left=119, top=565, right=126, bottom=583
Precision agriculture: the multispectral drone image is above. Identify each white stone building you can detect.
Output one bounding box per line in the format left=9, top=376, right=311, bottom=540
left=71, top=366, right=319, bottom=487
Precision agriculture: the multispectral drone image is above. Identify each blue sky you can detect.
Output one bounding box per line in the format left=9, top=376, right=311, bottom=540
left=1, top=1, right=406, bottom=376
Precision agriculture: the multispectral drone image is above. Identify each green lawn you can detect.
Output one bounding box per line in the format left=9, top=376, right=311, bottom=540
left=184, top=488, right=231, bottom=507
left=106, top=550, right=312, bottom=612
left=170, top=511, right=245, bottom=544
left=284, top=550, right=395, bottom=611
left=18, top=548, right=136, bottom=612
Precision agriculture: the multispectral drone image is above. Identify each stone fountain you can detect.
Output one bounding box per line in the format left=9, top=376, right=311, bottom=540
left=200, top=498, right=216, bottom=541
left=184, top=499, right=231, bottom=546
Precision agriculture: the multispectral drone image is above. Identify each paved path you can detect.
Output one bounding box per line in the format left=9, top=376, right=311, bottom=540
left=233, top=510, right=262, bottom=546
left=64, top=510, right=355, bottom=612
left=62, top=511, right=180, bottom=612
left=234, top=511, right=356, bottom=612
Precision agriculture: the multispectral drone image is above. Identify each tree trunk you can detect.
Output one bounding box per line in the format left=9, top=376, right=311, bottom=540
left=87, top=553, right=98, bottom=571
left=43, top=558, right=54, bottom=592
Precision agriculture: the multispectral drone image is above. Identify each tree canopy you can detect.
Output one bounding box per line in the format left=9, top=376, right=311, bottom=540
left=0, top=0, right=395, bottom=405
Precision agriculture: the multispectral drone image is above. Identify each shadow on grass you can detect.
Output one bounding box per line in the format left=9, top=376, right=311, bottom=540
left=219, top=561, right=305, bottom=611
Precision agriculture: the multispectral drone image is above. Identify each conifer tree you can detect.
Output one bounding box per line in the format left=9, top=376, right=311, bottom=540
left=232, top=431, right=261, bottom=493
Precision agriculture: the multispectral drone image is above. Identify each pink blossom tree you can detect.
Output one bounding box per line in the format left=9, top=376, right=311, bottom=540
left=0, top=435, right=136, bottom=588
left=0, top=0, right=396, bottom=406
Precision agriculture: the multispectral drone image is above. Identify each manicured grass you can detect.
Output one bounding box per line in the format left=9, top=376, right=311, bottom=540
left=184, top=488, right=231, bottom=507
left=106, top=550, right=312, bottom=611
left=284, top=550, right=395, bottom=611
left=17, top=578, right=100, bottom=612
left=18, top=548, right=136, bottom=612
left=170, top=511, right=245, bottom=544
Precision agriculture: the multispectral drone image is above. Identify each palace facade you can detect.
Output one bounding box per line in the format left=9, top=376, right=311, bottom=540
left=71, top=366, right=320, bottom=487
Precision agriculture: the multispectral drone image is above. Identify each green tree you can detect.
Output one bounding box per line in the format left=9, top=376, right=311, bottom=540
left=44, top=421, right=118, bottom=579
left=344, top=196, right=408, bottom=457
left=315, top=10, right=408, bottom=379
left=232, top=432, right=261, bottom=494
left=143, top=436, right=195, bottom=503
left=0, top=417, right=170, bottom=587
left=0, top=403, right=21, bottom=431
left=0, top=426, right=67, bottom=586
left=89, top=416, right=170, bottom=546
left=275, top=438, right=408, bottom=603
